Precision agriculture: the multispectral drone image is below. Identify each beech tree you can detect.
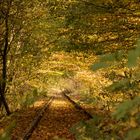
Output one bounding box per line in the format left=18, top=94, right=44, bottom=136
left=0, top=0, right=49, bottom=115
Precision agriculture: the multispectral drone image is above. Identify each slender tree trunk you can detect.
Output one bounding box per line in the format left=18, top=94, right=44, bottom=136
left=0, top=91, right=11, bottom=115
left=0, top=94, right=2, bottom=108
left=1, top=50, right=11, bottom=115
left=0, top=0, right=12, bottom=115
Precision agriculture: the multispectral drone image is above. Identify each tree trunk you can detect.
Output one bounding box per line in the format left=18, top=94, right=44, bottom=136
left=0, top=0, right=12, bottom=115
left=0, top=95, right=2, bottom=108
left=0, top=92, right=11, bottom=115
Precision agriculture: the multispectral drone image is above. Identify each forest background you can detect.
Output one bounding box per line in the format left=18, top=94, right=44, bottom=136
left=0, top=0, right=140, bottom=139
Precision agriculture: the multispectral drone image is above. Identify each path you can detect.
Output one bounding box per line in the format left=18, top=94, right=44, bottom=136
left=29, top=95, right=88, bottom=140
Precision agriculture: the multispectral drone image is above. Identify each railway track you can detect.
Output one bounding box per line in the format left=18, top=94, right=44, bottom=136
left=22, top=97, right=54, bottom=140
left=20, top=90, right=93, bottom=140
left=62, top=90, right=93, bottom=119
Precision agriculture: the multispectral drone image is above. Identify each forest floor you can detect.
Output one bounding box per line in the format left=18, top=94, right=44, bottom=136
left=30, top=94, right=89, bottom=140
left=0, top=94, right=97, bottom=140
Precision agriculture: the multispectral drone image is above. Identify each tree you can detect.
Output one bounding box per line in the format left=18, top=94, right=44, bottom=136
left=0, top=0, right=13, bottom=115
left=46, top=0, right=140, bottom=53
left=0, top=0, right=50, bottom=115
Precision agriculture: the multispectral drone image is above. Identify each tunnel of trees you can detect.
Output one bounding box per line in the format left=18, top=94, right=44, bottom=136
left=0, top=0, right=140, bottom=139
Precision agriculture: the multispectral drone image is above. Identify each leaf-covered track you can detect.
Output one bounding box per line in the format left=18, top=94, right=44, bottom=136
left=19, top=91, right=93, bottom=140
left=62, top=90, right=93, bottom=119
left=21, top=97, right=54, bottom=140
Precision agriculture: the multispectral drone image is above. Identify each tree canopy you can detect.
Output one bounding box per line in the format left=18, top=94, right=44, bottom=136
left=0, top=0, right=140, bottom=139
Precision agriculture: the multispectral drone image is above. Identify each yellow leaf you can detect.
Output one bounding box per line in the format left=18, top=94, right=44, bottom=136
left=130, top=117, right=137, bottom=127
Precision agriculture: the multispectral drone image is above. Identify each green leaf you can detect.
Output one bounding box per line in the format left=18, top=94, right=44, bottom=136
left=107, top=79, right=130, bottom=92
left=125, top=128, right=140, bottom=140
left=127, top=50, right=138, bottom=67
left=70, top=120, right=88, bottom=140
left=113, top=97, right=140, bottom=120
left=100, top=51, right=124, bottom=62
left=70, top=117, right=104, bottom=140
left=0, top=121, right=16, bottom=140
left=127, top=39, right=140, bottom=67
left=100, top=53, right=116, bottom=62
left=112, top=100, right=133, bottom=120
left=92, top=51, right=124, bottom=71
left=92, top=62, right=111, bottom=71
left=33, top=88, right=38, bottom=97
left=70, top=120, right=86, bottom=134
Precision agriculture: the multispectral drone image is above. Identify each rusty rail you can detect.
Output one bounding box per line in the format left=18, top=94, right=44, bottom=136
left=62, top=90, right=93, bottom=119
left=21, top=90, right=93, bottom=140
left=21, top=96, right=54, bottom=140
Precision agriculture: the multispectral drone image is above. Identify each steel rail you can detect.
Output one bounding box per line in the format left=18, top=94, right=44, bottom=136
left=20, top=90, right=93, bottom=140
left=21, top=96, right=54, bottom=140
left=62, top=90, right=93, bottom=119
